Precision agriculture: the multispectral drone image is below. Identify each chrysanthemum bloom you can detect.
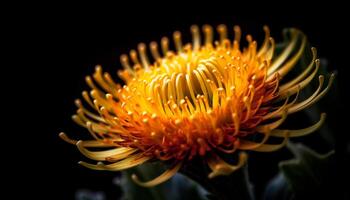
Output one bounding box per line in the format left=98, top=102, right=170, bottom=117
left=60, top=24, right=334, bottom=187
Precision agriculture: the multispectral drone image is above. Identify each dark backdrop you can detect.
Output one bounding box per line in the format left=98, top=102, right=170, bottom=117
left=20, top=5, right=349, bottom=200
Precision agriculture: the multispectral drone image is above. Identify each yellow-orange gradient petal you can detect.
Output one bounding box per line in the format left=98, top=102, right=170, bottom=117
left=60, top=24, right=334, bottom=186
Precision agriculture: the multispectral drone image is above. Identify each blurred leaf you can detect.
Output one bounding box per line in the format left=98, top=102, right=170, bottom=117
left=264, top=142, right=336, bottom=200
left=117, top=161, right=208, bottom=200
left=75, top=189, right=106, bottom=200
left=278, top=142, right=336, bottom=199
left=263, top=173, right=293, bottom=200
left=180, top=158, right=254, bottom=200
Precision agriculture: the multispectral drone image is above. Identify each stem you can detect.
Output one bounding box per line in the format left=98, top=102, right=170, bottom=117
left=180, top=158, right=254, bottom=200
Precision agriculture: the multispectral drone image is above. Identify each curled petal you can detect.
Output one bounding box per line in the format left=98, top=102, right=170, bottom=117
left=217, top=140, right=239, bottom=154
left=75, top=99, right=105, bottom=122
left=76, top=140, right=137, bottom=161
left=287, top=73, right=335, bottom=114
left=99, top=153, right=152, bottom=171
left=279, top=47, right=317, bottom=91
left=93, top=66, right=113, bottom=94
left=256, top=110, right=288, bottom=133
left=278, top=59, right=320, bottom=99
left=59, top=132, right=78, bottom=145
left=79, top=153, right=151, bottom=171
left=268, top=29, right=299, bottom=75
left=59, top=132, right=114, bottom=147
left=266, top=37, right=275, bottom=60
left=191, top=25, right=201, bottom=51
left=250, top=131, right=289, bottom=152
left=82, top=90, right=95, bottom=108
left=257, top=26, right=271, bottom=57
left=72, top=112, right=112, bottom=134
left=277, top=32, right=307, bottom=78
left=267, top=88, right=300, bottom=119
left=149, top=41, right=161, bottom=61
left=270, top=113, right=326, bottom=137
left=78, top=161, right=105, bottom=170
left=90, top=90, right=113, bottom=111
left=138, top=43, right=151, bottom=70
left=86, top=121, right=104, bottom=140
left=132, top=162, right=183, bottom=187
left=263, top=94, right=291, bottom=120
left=207, top=152, right=247, bottom=179
left=239, top=131, right=271, bottom=150
left=203, top=24, right=214, bottom=45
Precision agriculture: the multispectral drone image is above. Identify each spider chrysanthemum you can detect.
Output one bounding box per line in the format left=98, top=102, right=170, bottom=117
left=60, top=24, right=334, bottom=187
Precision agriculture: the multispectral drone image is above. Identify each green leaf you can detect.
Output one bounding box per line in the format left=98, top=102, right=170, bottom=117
left=278, top=142, right=336, bottom=199
left=180, top=157, right=254, bottom=200
left=263, top=173, right=293, bottom=200
left=264, top=142, right=337, bottom=200
left=117, top=161, right=208, bottom=200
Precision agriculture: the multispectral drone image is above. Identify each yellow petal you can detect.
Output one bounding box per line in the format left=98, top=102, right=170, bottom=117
left=217, top=141, right=238, bottom=154
left=207, top=152, right=247, bottom=179
left=256, top=110, right=288, bottom=133
left=93, top=65, right=113, bottom=94
left=263, top=94, right=291, bottom=120
left=268, top=29, right=299, bottom=75
left=270, top=113, right=326, bottom=138
left=279, top=47, right=317, bottom=91
left=100, top=153, right=151, bottom=171
left=59, top=132, right=114, bottom=147
left=78, top=161, right=105, bottom=170
left=59, top=132, right=78, bottom=145
left=76, top=141, right=137, bottom=161
left=191, top=25, right=201, bottom=51
left=239, top=131, right=271, bottom=150
left=252, top=131, right=289, bottom=152
left=277, top=32, right=307, bottom=78
left=288, top=74, right=335, bottom=114
left=268, top=88, right=300, bottom=119
left=132, top=162, right=183, bottom=187
left=257, top=26, right=271, bottom=58
left=278, top=59, right=320, bottom=100
left=74, top=99, right=105, bottom=123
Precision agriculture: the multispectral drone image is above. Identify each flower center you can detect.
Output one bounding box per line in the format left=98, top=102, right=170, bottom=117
left=113, top=38, right=278, bottom=160
left=121, top=39, right=269, bottom=117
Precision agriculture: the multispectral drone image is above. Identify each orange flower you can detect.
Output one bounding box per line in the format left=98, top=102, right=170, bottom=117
left=60, top=24, right=334, bottom=187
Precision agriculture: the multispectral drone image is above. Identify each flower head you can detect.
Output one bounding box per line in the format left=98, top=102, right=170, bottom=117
left=60, top=24, right=334, bottom=187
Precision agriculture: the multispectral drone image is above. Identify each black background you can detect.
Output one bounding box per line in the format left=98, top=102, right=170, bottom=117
left=14, top=3, right=349, bottom=200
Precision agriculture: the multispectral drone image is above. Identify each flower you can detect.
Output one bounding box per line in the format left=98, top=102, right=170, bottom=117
left=60, top=24, right=334, bottom=187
